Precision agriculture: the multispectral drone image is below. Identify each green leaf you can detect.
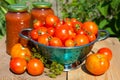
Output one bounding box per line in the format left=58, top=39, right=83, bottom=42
left=5, top=0, right=15, bottom=4
left=98, top=19, right=109, bottom=29
left=110, top=0, right=120, bottom=9
left=97, top=2, right=109, bottom=17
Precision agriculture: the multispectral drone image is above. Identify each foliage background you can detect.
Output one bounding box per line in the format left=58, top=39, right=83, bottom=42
left=0, top=0, right=120, bottom=39
left=58, top=0, right=120, bottom=39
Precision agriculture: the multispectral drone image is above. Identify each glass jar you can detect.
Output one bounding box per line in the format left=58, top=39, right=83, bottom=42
left=5, top=4, right=31, bottom=55
left=31, top=2, right=54, bottom=24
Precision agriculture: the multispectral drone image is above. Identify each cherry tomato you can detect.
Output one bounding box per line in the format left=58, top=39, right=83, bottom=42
left=87, top=33, right=96, bottom=42
left=85, top=53, right=110, bottom=76
left=38, top=34, right=51, bottom=46
left=45, top=14, right=60, bottom=27
left=47, top=27, right=55, bottom=36
left=37, top=27, right=48, bottom=35
left=10, top=57, right=27, bottom=74
left=97, top=47, right=112, bottom=61
left=27, top=58, right=44, bottom=76
left=55, top=24, right=69, bottom=41
left=72, top=21, right=83, bottom=33
left=30, top=29, right=39, bottom=40
left=82, top=21, right=98, bottom=35
left=71, top=18, right=77, bottom=23
left=33, top=20, right=43, bottom=29
left=49, top=37, right=63, bottom=47
left=64, top=39, right=74, bottom=47
left=76, top=29, right=86, bottom=35
left=73, top=34, right=89, bottom=46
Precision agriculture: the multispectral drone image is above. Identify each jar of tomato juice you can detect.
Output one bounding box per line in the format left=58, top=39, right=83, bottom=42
left=31, top=2, right=54, bottom=24
left=5, top=4, right=31, bottom=55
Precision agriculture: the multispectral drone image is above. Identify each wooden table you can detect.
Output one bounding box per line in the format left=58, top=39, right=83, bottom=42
left=0, top=36, right=120, bottom=80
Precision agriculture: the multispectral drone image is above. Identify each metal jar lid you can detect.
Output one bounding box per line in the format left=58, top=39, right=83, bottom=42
left=8, top=4, right=28, bottom=12
left=33, top=2, right=52, bottom=8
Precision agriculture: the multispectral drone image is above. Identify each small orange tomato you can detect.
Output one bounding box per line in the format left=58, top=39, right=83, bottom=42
left=64, top=39, right=74, bottom=47
left=27, top=58, right=44, bottom=76
left=49, top=37, right=63, bottom=47
left=10, top=43, right=31, bottom=60
left=85, top=53, right=110, bottom=76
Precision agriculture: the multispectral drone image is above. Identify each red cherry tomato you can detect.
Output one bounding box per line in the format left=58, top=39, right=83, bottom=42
left=49, top=37, right=63, bottom=47
left=37, top=27, right=48, bottom=35
left=10, top=57, right=27, bottom=74
left=45, top=14, right=60, bottom=27
left=30, top=29, right=39, bottom=40
left=87, top=33, right=96, bottom=42
left=33, top=20, right=43, bottom=29
left=73, top=34, right=89, bottom=46
left=38, top=34, right=51, bottom=46
left=97, top=47, right=112, bottom=61
left=54, top=24, right=69, bottom=41
left=82, top=21, right=98, bottom=35
left=47, top=27, right=55, bottom=36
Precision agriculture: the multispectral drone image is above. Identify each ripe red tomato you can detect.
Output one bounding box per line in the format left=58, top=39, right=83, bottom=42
left=87, top=33, right=96, bottom=42
left=82, top=21, right=98, bottom=35
left=64, top=39, right=74, bottom=47
left=85, top=53, right=110, bottom=76
left=47, top=27, right=55, bottom=36
left=71, top=18, right=77, bottom=23
left=49, top=37, right=63, bottom=47
left=30, top=29, right=39, bottom=40
left=72, top=21, right=83, bottom=33
left=45, top=14, right=60, bottom=27
left=10, top=57, right=27, bottom=74
left=38, top=34, right=51, bottom=46
left=27, top=58, right=44, bottom=76
left=54, top=24, right=69, bottom=41
left=97, top=47, right=112, bottom=61
left=76, top=29, right=86, bottom=35
left=73, top=34, right=89, bottom=46
left=37, top=27, right=48, bottom=35
left=33, top=20, right=43, bottom=29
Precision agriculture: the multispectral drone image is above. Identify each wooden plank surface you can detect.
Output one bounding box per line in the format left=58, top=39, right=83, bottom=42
left=0, top=36, right=120, bottom=80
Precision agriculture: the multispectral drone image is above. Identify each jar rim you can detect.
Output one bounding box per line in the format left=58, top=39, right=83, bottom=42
left=33, top=2, right=52, bottom=8
left=8, top=4, right=28, bottom=12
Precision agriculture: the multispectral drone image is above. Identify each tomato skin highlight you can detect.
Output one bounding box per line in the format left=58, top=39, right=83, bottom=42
left=10, top=57, right=27, bottom=74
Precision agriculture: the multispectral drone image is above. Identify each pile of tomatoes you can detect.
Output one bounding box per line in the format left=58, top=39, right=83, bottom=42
left=30, top=14, right=98, bottom=47
left=9, top=43, right=44, bottom=76
left=85, top=47, right=112, bottom=76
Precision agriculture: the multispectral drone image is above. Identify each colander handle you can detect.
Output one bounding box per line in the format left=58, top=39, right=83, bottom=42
left=19, top=28, right=32, bottom=40
left=98, top=30, right=109, bottom=41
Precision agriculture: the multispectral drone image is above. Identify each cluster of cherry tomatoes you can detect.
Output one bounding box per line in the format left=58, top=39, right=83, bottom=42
left=30, top=14, right=98, bottom=47
left=9, top=43, right=44, bottom=76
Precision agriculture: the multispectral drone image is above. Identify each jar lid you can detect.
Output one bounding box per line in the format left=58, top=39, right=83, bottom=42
left=33, top=2, right=52, bottom=8
left=8, top=4, right=28, bottom=12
